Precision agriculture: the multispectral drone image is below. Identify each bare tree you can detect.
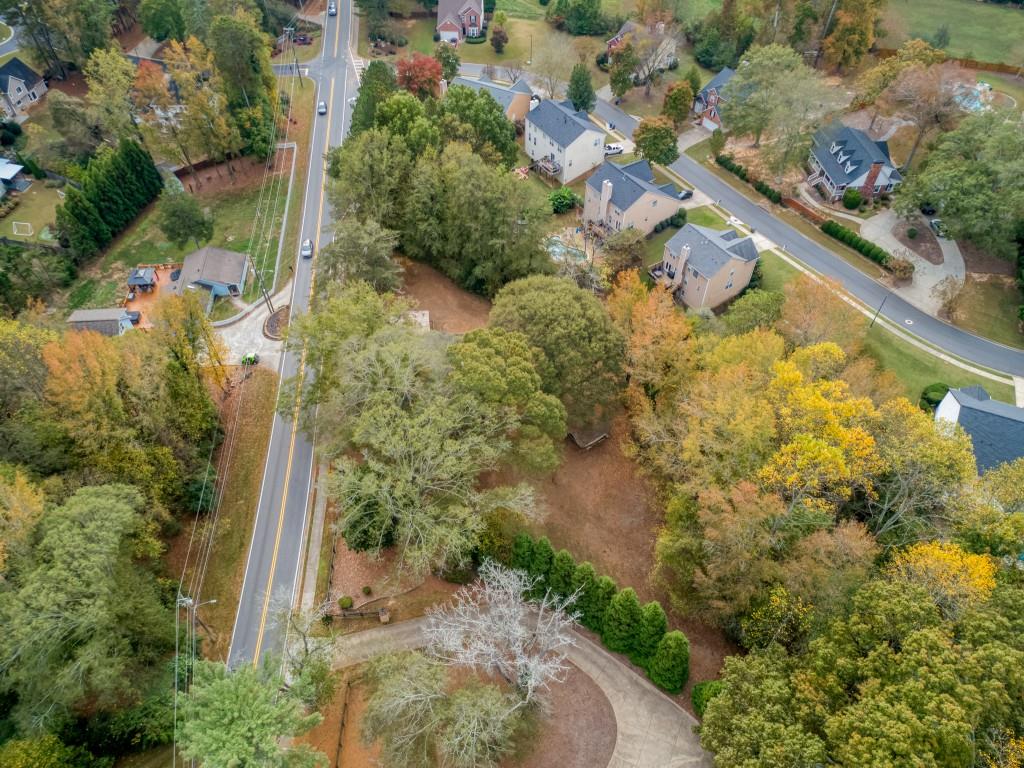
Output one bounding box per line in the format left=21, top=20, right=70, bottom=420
left=280, top=598, right=338, bottom=709
left=883, top=62, right=964, bottom=171
left=533, top=38, right=571, bottom=99
left=503, top=61, right=525, bottom=83
left=424, top=561, right=579, bottom=708
left=626, top=27, right=679, bottom=97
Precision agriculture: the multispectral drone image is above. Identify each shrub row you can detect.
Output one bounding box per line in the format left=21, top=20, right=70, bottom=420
left=820, top=219, right=891, bottom=268
left=463, top=32, right=488, bottom=43
left=497, top=532, right=690, bottom=694
left=653, top=210, right=686, bottom=233
left=715, top=154, right=782, bottom=204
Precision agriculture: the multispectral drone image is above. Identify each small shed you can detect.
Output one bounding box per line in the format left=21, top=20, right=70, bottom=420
left=127, top=267, right=158, bottom=293
left=66, top=307, right=135, bottom=337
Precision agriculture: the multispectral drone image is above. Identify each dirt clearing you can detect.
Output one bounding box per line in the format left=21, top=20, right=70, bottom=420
left=398, top=258, right=491, bottom=333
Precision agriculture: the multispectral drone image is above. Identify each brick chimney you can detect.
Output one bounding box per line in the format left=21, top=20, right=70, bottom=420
left=860, top=161, right=883, bottom=200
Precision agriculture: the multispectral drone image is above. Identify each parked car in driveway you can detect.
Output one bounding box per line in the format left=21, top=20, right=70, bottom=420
left=677, top=189, right=693, bottom=200
left=317, top=101, right=327, bottom=115
left=929, top=218, right=949, bottom=238
left=604, top=143, right=624, bottom=156
left=301, top=238, right=314, bottom=258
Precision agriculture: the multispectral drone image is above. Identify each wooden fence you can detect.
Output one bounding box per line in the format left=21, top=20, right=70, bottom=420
left=874, top=48, right=1024, bottom=75
left=782, top=197, right=827, bottom=225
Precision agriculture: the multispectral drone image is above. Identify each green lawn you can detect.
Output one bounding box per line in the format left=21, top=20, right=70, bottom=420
left=758, top=250, right=800, bottom=293
left=953, top=276, right=1024, bottom=350
left=882, top=0, right=1024, bottom=65
left=643, top=226, right=676, bottom=266
left=687, top=205, right=729, bottom=229
left=0, top=47, right=19, bottom=68
left=65, top=277, right=120, bottom=311
left=3, top=184, right=62, bottom=243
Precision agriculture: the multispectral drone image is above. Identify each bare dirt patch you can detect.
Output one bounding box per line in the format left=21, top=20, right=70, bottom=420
left=264, top=305, right=290, bottom=339
left=397, top=257, right=491, bottom=333
left=115, top=22, right=149, bottom=53
left=488, top=408, right=737, bottom=709
left=178, top=149, right=293, bottom=198
left=894, top=218, right=942, bottom=265
left=306, top=661, right=616, bottom=768
left=43, top=72, right=88, bottom=100
left=959, top=239, right=1016, bottom=276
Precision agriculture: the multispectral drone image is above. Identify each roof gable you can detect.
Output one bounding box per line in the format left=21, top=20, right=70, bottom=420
left=697, top=67, right=734, bottom=102
left=0, top=57, right=42, bottom=94
left=586, top=159, right=678, bottom=210
left=947, top=386, right=1024, bottom=472
left=665, top=223, right=758, bottom=277
left=450, top=75, right=532, bottom=111
left=526, top=99, right=599, bottom=147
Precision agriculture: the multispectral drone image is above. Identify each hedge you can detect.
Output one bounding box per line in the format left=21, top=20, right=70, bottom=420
left=464, top=32, right=488, bottom=43
left=820, top=219, right=891, bottom=268
left=501, top=532, right=689, bottom=692
left=691, top=680, right=724, bottom=717
left=715, top=154, right=783, bottom=204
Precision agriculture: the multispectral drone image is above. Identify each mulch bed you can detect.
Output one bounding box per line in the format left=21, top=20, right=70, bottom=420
left=893, top=219, right=943, bottom=265
left=959, top=239, right=1016, bottom=276
left=264, top=305, right=290, bottom=340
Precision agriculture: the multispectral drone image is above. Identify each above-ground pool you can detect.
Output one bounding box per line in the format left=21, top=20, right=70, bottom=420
left=545, top=235, right=588, bottom=263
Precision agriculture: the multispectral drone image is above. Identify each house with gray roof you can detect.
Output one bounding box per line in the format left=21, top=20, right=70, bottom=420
left=583, top=159, right=680, bottom=236
left=173, top=246, right=249, bottom=311
left=449, top=74, right=535, bottom=122
left=66, top=307, right=135, bottom=337
left=693, top=67, right=733, bottom=131
left=935, top=386, right=1024, bottom=473
left=525, top=99, right=604, bottom=184
left=807, top=123, right=903, bottom=203
left=651, top=223, right=759, bottom=309
left=0, top=57, right=46, bottom=118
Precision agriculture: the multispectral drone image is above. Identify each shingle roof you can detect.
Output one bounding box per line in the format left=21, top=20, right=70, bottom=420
left=585, top=159, right=678, bottom=211
left=526, top=99, right=599, bottom=149
left=947, top=387, right=1024, bottom=472
left=0, top=57, right=42, bottom=95
left=664, top=223, right=758, bottom=278
left=697, top=67, right=734, bottom=103
left=436, top=0, right=481, bottom=27
left=128, top=267, right=156, bottom=287
left=810, top=123, right=902, bottom=186
left=67, top=308, right=130, bottom=337
left=451, top=74, right=532, bottom=112
left=176, top=246, right=248, bottom=292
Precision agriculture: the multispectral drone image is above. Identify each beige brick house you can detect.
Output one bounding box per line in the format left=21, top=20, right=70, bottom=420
left=584, top=159, right=681, bottom=236
left=652, top=223, right=759, bottom=309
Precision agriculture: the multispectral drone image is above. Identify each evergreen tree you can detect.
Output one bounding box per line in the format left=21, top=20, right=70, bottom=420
left=126, top=139, right=165, bottom=200
left=589, top=575, right=617, bottom=631
left=529, top=535, right=555, bottom=595
left=646, top=630, right=690, bottom=693
left=548, top=549, right=576, bottom=597
left=602, top=587, right=642, bottom=655
left=56, top=187, right=111, bottom=261
left=685, top=65, right=702, bottom=98
left=571, top=561, right=598, bottom=626
left=567, top=63, right=596, bottom=112
left=510, top=533, right=534, bottom=571
left=632, top=601, right=668, bottom=666
left=82, top=150, right=132, bottom=232
left=351, top=61, right=398, bottom=135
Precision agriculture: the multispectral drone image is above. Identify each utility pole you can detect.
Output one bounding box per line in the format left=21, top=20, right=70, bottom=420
left=869, top=292, right=888, bottom=327
left=247, top=248, right=276, bottom=315
left=284, top=25, right=303, bottom=85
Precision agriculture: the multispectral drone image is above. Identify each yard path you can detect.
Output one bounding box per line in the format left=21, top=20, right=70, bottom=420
left=331, top=617, right=713, bottom=768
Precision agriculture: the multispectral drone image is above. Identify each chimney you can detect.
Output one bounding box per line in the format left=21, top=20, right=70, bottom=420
left=600, top=179, right=613, bottom=220
left=529, top=95, right=540, bottom=110
left=668, top=243, right=689, bottom=290
left=860, top=161, right=883, bottom=200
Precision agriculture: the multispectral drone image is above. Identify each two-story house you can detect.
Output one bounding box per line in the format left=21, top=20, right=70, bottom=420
left=653, top=223, right=759, bottom=309
left=606, top=20, right=677, bottom=72
left=0, top=58, right=46, bottom=119
left=583, top=159, right=680, bottom=236
left=436, top=0, right=484, bottom=43
left=693, top=67, right=734, bottom=131
left=525, top=99, right=604, bottom=184
left=449, top=73, right=535, bottom=122
left=807, top=123, right=903, bottom=203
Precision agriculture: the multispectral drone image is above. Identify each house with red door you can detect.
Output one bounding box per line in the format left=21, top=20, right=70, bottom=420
left=436, top=0, right=484, bottom=43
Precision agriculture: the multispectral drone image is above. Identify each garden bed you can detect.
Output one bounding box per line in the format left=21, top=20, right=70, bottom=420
left=893, top=217, right=942, bottom=265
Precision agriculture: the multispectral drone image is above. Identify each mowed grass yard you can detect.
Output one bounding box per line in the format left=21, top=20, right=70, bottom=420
left=882, top=0, right=1024, bottom=64
left=953, top=276, right=1024, bottom=350
left=3, top=184, right=63, bottom=243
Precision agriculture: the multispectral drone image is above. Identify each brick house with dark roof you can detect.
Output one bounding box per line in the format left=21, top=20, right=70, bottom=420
left=436, top=0, right=484, bottom=43
left=693, top=67, right=733, bottom=131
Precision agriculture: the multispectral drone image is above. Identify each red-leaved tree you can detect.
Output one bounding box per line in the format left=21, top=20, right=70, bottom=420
left=397, top=53, right=442, bottom=99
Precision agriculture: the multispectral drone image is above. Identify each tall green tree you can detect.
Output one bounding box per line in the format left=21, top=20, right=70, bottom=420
left=318, top=216, right=401, bottom=292
left=157, top=187, right=214, bottom=249
left=548, top=549, right=577, bottom=596
left=633, top=116, right=680, bottom=165
left=350, top=60, right=398, bottom=134
left=567, top=62, right=596, bottom=112
left=437, top=85, right=519, bottom=167
left=602, top=587, right=643, bottom=654
left=208, top=9, right=276, bottom=111
left=0, top=485, right=173, bottom=731
left=632, top=601, right=668, bottom=665
left=661, top=80, right=693, bottom=127
left=490, top=275, right=625, bottom=427
left=139, top=0, right=187, bottom=41
left=328, top=128, right=412, bottom=223
left=609, top=43, right=640, bottom=99
left=434, top=41, right=461, bottom=82
left=646, top=631, right=690, bottom=693
left=181, top=661, right=326, bottom=768
left=84, top=46, right=144, bottom=144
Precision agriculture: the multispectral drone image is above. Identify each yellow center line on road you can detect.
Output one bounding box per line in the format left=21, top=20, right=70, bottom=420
left=251, top=76, right=335, bottom=666
left=333, top=8, right=341, bottom=59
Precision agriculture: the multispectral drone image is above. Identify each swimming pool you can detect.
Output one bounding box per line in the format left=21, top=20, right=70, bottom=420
left=545, top=235, right=588, bottom=263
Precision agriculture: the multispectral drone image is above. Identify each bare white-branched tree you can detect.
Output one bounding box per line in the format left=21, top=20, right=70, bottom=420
left=280, top=597, right=338, bottom=710
left=424, top=561, right=579, bottom=709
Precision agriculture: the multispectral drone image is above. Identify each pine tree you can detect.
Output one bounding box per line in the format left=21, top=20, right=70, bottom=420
left=56, top=187, right=111, bottom=261
left=589, top=575, right=617, bottom=632
left=646, top=630, right=690, bottom=693
left=125, top=139, right=164, bottom=201
left=548, top=549, right=576, bottom=597
left=602, top=587, right=642, bottom=655
left=571, top=561, right=598, bottom=626
left=685, top=65, right=702, bottom=97
left=110, top=143, right=147, bottom=214
left=510, top=533, right=534, bottom=571
left=529, top=536, right=555, bottom=596
left=631, top=601, right=668, bottom=666
left=82, top=151, right=132, bottom=232
left=567, top=63, right=596, bottom=112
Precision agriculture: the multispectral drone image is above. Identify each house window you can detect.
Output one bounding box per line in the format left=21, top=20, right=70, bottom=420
left=29, top=91, right=36, bottom=99
left=651, top=200, right=657, bottom=207
left=15, top=86, right=21, bottom=94
left=725, top=269, right=735, bottom=290
left=690, top=267, right=698, bottom=278
left=593, top=138, right=599, bottom=146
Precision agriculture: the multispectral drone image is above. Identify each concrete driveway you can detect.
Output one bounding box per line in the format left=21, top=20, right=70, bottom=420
left=331, top=617, right=713, bottom=768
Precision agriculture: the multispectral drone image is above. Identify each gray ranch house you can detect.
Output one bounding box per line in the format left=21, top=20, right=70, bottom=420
left=807, top=123, right=903, bottom=203
left=173, top=246, right=249, bottom=311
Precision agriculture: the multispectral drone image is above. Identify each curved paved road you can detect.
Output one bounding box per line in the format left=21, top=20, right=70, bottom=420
left=593, top=101, right=1024, bottom=377
left=331, top=617, right=712, bottom=768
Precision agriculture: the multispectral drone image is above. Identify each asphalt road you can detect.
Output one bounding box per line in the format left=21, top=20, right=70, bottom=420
left=227, top=3, right=358, bottom=669
left=593, top=98, right=1024, bottom=377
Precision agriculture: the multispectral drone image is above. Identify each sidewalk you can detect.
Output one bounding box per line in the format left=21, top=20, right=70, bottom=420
left=331, top=617, right=713, bottom=768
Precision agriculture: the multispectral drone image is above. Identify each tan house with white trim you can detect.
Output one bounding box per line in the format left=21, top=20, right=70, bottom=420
left=652, top=223, right=759, bottom=309
left=583, top=159, right=680, bottom=236
left=0, top=58, right=46, bottom=118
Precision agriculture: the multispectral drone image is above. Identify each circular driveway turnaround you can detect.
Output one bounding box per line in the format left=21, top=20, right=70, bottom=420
left=330, top=617, right=714, bottom=768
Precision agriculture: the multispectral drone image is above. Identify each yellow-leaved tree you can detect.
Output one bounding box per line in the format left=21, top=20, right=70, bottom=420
left=888, top=540, right=996, bottom=620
